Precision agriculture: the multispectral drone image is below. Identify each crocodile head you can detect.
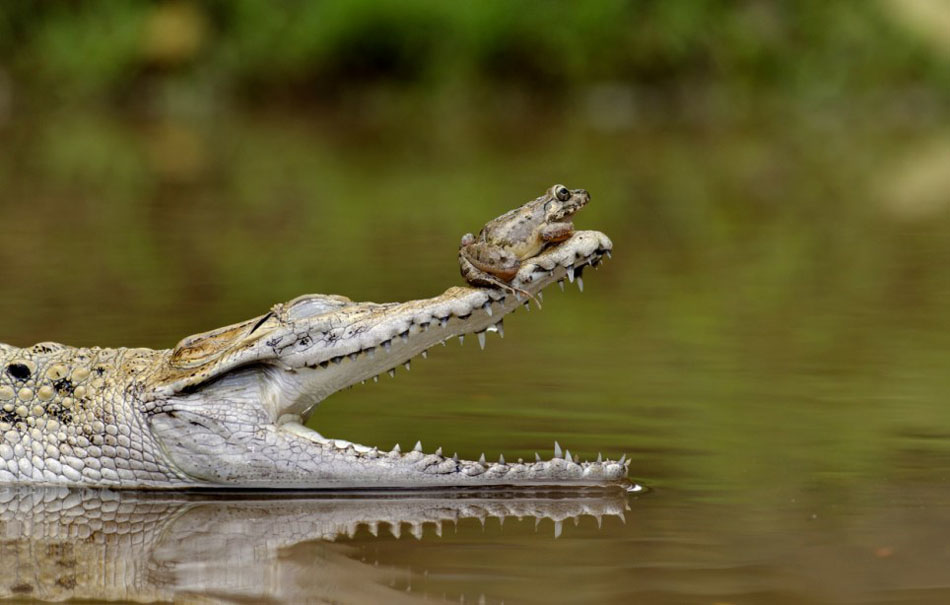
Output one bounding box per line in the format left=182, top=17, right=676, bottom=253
left=146, top=230, right=629, bottom=489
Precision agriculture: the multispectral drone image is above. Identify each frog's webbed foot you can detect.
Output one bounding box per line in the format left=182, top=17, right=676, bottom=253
left=497, top=280, right=542, bottom=309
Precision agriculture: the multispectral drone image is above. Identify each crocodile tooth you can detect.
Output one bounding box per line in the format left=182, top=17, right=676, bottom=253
left=452, top=452, right=459, bottom=462
left=495, top=320, right=504, bottom=338
left=404, top=361, right=411, bottom=371
left=400, top=331, right=409, bottom=343
left=554, top=441, right=563, bottom=458
left=597, top=452, right=602, bottom=463
left=382, top=340, right=391, bottom=353
left=392, top=443, right=401, bottom=454
left=420, top=322, right=429, bottom=332
left=478, top=453, right=486, bottom=465
left=558, top=280, right=565, bottom=291
left=535, top=452, right=541, bottom=462
left=366, top=347, right=375, bottom=359
left=565, top=450, right=573, bottom=463
left=566, top=266, right=575, bottom=283
left=554, top=520, right=563, bottom=538
left=413, top=441, right=422, bottom=452
left=440, top=317, right=448, bottom=328
left=458, top=335, right=464, bottom=346
left=498, top=454, right=505, bottom=465
left=434, top=446, right=442, bottom=456
left=483, top=301, right=493, bottom=316
left=373, top=375, right=378, bottom=383
left=477, top=331, right=486, bottom=350
left=523, top=302, right=531, bottom=312
left=319, top=360, right=329, bottom=369
left=606, top=250, right=612, bottom=259
left=619, top=454, right=626, bottom=465
left=388, top=369, right=395, bottom=378
left=537, top=291, right=543, bottom=303
left=576, top=275, right=584, bottom=292
left=421, top=350, right=428, bottom=359
left=517, top=457, right=523, bottom=464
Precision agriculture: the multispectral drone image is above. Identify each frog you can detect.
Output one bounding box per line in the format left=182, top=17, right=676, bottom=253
left=459, top=184, right=590, bottom=305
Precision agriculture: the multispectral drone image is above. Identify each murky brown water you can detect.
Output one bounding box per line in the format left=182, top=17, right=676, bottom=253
left=1, top=105, right=949, bottom=603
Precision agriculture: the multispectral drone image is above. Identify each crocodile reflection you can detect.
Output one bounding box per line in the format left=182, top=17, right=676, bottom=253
left=0, top=487, right=630, bottom=602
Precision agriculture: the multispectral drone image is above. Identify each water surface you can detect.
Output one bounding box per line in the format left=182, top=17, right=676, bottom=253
left=1, top=107, right=949, bottom=603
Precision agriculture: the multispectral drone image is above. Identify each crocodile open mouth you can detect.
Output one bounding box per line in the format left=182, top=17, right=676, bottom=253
left=268, top=232, right=631, bottom=487
left=152, top=231, right=633, bottom=489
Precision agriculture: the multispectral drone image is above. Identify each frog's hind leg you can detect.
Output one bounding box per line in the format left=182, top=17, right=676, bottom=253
left=459, top=252, right=542, bottom=308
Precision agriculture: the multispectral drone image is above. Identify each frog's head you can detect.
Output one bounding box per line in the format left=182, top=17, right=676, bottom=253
left=544, top=184, right=590, bottom=221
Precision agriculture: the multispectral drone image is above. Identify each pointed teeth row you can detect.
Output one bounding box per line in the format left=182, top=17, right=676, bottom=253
left=301, top=295, right=507, bottom=371
left=324, top=439, right=630, bottom=480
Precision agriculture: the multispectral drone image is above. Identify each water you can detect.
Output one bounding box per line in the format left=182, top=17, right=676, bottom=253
left=1, top=105, right=949, bottom=603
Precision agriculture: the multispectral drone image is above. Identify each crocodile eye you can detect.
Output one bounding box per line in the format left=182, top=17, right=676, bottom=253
left=554, top=185, right=571, bottom=202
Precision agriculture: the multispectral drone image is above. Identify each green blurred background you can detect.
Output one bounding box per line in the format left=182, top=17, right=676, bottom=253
left=2, top=0, right=950, bottom=480
left=4, top=1, right=950, bottom=601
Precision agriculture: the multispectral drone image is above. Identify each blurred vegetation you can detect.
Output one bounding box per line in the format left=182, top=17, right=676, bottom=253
left=1, top=0, right=949, bottom=114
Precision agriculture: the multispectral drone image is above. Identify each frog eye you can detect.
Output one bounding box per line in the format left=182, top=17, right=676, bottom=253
left=554, top=185, right=571, bottom=202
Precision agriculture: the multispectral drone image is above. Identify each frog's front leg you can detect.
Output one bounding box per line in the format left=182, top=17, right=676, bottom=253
left=541, top=221, right=575, bottom=243
left=459, top=236, right=540, bottom=306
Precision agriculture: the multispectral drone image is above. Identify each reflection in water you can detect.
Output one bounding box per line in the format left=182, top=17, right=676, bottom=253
left=0, top=487, right=629, bottom=603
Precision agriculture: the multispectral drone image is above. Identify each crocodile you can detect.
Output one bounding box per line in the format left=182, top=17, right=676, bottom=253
left=0, top=227, right=626, bottom=489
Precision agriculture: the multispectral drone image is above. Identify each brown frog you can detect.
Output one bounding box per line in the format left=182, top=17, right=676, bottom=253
left=459, top=184, right=590, bottom=303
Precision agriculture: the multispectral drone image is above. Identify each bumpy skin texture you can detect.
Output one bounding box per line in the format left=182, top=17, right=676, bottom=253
left=0, top=230, right=624, bottom=489
left=0, top=345, right=184, bottom=486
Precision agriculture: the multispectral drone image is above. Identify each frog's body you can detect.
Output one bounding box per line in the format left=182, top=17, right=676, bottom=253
left=459, top=185, right=590, bottom=300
